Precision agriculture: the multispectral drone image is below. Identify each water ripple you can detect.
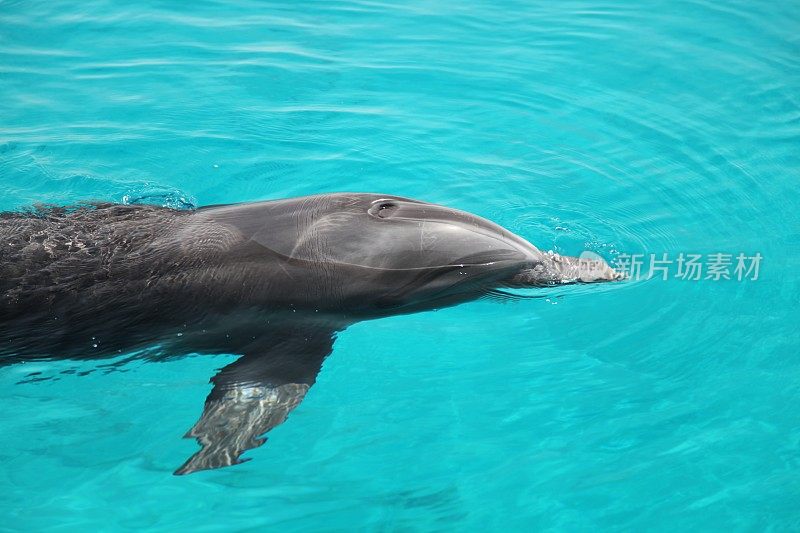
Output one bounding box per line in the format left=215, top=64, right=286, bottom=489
left=1, top=0, right=799, bottom=529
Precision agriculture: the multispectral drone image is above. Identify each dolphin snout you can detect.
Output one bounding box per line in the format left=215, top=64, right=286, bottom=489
left=509, top=252, right=623, bottom=286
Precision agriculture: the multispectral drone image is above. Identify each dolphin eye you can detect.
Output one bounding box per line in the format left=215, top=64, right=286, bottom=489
left=368, top=201, right=399, bottom=219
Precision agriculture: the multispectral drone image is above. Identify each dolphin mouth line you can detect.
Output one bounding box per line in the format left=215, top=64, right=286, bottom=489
left=250, top=239, right=522, bottom=273
left=374, top=259, right=529, bottom=311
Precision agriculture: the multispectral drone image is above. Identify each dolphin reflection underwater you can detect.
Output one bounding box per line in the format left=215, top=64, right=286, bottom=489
left=0, top=193, right=621, bottom=474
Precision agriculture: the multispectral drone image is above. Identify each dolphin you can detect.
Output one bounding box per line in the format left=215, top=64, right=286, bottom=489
left=0, top=193, right=620, bottom=474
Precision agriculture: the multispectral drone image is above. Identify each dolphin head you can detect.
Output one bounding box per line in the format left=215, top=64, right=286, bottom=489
left=328, top=195, right=621, bottom=312
left=205, top=193, right=621, bottom=314
left=307, top=193, right=547, bottom=311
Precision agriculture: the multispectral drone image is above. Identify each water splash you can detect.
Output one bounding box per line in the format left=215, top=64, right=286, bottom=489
left=121, top=186, right=196, bottom=210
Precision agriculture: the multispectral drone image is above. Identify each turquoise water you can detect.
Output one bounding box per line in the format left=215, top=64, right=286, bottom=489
left=1, top=0, right=799, bottom=529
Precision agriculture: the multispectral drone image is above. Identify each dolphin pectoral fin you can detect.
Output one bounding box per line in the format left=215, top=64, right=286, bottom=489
left=174, top=381, right=311, bottom=475
left=174, top=327, right=336, bottom=475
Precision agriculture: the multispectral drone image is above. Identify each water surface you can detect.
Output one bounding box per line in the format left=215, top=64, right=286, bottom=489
left=1, top=0, right=799, bottom=530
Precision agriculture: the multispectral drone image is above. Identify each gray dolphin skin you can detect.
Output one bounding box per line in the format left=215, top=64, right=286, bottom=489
left=0, top=192, right=620, bottom=474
